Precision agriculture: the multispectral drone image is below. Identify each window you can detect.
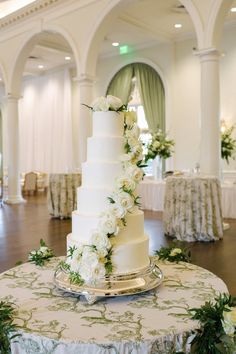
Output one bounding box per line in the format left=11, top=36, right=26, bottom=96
left=128, top=80, right=152, bottom=175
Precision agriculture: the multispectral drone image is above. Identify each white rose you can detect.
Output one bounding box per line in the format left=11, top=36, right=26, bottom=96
left=109, top=204, right=126, bottom=219
left=106, top=95, right=123, bottom=111
left=80, top=256, right=106, bottom=285
left=128, top=136, right=139, bottom=148
left=81, top=248, right=99, bottom=267
left=99, top=213, right=119, bottom=235
left=92, top=96, right=109, bottom=111
left=125, top=111, right=137, bottom=127
left=126, top=165, right=144, bottom=183
left=153, top=141, right=160, bottom=149
left=131, top=143, right=143, bottom=154
left=169, top=248, right=182, bottom=257
left=91, top=230, right=111, bottom=251
left=39, top=246, right=48, bottom=254
left=114, top=190, right=134, bottom=211
left=116, top=176, right=136, bottom=192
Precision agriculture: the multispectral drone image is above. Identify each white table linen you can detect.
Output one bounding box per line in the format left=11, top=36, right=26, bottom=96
left=138, top=177, right=236, bottom=219
left=0, top=257, right=227, bottom=354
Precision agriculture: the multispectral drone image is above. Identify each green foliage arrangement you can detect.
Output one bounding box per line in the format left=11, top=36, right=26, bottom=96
left=155, top=243, right=191, bottom=263
left=0, top=301, right=20, bottom=354
left=145, top=129, right=175, bottom=163
left=221, top=126, right=236, bottom=164
left=28, top=239, right=54, bottom=266
left=189, top=293, right=236, bottom=354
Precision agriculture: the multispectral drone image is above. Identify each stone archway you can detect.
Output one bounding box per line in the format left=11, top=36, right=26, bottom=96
left=83, top=0, right=204, bottom=77
left=205, top=0, right=233, bottom=48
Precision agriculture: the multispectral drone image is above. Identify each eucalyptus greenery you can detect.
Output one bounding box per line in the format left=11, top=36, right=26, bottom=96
left=155, top=243, right=191, bottom=263
left=221, top=126, right=236, bottom=164
left=189, top=293, right=236, bottom=354
left=0, top=301, right=20, bottom=354
left=28, top=239, right=54, bottom=266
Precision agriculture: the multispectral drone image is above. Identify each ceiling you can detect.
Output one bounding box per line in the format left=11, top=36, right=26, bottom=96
left=1, top=0, right=236, bottom=78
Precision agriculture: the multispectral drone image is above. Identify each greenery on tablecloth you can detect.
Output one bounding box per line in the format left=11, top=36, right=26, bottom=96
left=189, top=293, right=236, bottom=354
left=28, top=239, right=54, bottom=266
left=155, top=243, right=191, bottom=263
left=0, top=301, right=20, bottom=354
left=221, top=126, right=236, bottom=164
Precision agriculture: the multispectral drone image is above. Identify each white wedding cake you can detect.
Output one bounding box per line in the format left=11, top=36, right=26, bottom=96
left=66, top=95, right=150, bottom=285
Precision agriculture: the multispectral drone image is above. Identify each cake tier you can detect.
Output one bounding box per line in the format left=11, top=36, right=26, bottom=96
left=87, top=136, right=124, bottom=162
left=111, top=234, right=150, bottom=274
left=71, top=209, right=144, bottom=244
left=82, top=161, right=122, bottom=188
left=93, top=111, right=124, bottom=137
left=77, top=186, right=111, bottom=215
left=67, top=233, right=149, bottom=275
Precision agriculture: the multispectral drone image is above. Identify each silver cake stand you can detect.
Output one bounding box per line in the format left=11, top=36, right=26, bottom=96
left=54, top=260, right=163, bottom=304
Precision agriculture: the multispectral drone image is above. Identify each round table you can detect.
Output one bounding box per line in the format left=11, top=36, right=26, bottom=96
left=1, top=257, right=227, bottom=354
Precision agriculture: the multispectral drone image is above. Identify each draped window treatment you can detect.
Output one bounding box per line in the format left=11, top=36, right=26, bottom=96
left=106, top=65, right=133, bottom=105
left=107, top=63, right=165, bottom=133
left=134, top=63, right=165, bottom=133
left=18, top=68, right=75, bottom=173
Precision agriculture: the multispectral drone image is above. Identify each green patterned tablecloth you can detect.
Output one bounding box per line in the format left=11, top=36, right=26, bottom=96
left=163, top=176, right=223, bottom=242
left=47, top=173, right=81, bottom=218
left=0, top=257, right=227, bottom=354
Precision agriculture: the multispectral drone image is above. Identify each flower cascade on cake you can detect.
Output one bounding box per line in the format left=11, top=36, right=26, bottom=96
left=63, top=95, right=148, bottom=286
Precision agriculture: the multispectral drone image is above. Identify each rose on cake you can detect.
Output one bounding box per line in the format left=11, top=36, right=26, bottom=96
left=84, top=94, right=126, bottom=112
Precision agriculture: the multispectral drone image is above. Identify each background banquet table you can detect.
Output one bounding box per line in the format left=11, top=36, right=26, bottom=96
left=138, top=177, right=236, bottom=218
left=47, top=173, right=81, bottom=218
left=0, top=257, right=227, bottom=354
left=163, top=176, right=223, bottom=242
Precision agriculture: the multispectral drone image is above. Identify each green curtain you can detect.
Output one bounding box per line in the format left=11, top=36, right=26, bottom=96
left=106, top=65, right=133, bottom=105
left=134, top=63, right=165, bottom=133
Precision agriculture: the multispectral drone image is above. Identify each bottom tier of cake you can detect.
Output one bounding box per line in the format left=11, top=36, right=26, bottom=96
left=67, top=232, right=150, bottom=275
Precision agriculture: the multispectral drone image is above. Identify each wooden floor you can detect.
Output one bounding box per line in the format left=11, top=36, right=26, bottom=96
left=0, top=193, right=235, bottom=295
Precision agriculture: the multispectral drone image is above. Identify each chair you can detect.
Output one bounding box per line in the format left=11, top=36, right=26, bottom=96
left=23, top=172, right=37, bottom=195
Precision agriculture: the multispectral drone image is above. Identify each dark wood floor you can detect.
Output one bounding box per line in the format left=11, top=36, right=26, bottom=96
left=0, top=193, right=235, bottom=295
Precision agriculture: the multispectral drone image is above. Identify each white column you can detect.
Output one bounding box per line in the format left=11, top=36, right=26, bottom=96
left=4, top=94, right=25, bottom=204
left=76, top=74, right=95, bottom=170
left=196, top=48, right=221, bottom=178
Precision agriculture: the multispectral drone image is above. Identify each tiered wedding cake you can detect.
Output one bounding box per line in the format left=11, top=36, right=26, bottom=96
left=66, top=95, right=149, bottom=285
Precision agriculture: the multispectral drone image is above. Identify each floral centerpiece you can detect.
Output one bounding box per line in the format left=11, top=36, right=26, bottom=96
left=144, top=129, right=175, bottom=163
left=221, top=125, right=236, bottom=164
left=155, top=243, right=191, bottom=263
left=60, top=95, right=144, bottom=285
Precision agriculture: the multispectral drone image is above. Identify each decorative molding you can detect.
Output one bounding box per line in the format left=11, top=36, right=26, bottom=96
left=74, top=73, right=96, bottom=85
left=193, top=47, right=221, bottom=62
left=0, top=0, right=61, bottom=29
left=0, top=0, right=99, bottom=29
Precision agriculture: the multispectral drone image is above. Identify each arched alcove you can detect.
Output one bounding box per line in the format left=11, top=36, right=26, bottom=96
left=7, top=28, right=80, bottom=174
left=106, top=62, right=165, bottom=133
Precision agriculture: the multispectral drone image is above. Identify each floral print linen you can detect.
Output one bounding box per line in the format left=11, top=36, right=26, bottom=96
left=0, top=257, right=227, bottom=353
